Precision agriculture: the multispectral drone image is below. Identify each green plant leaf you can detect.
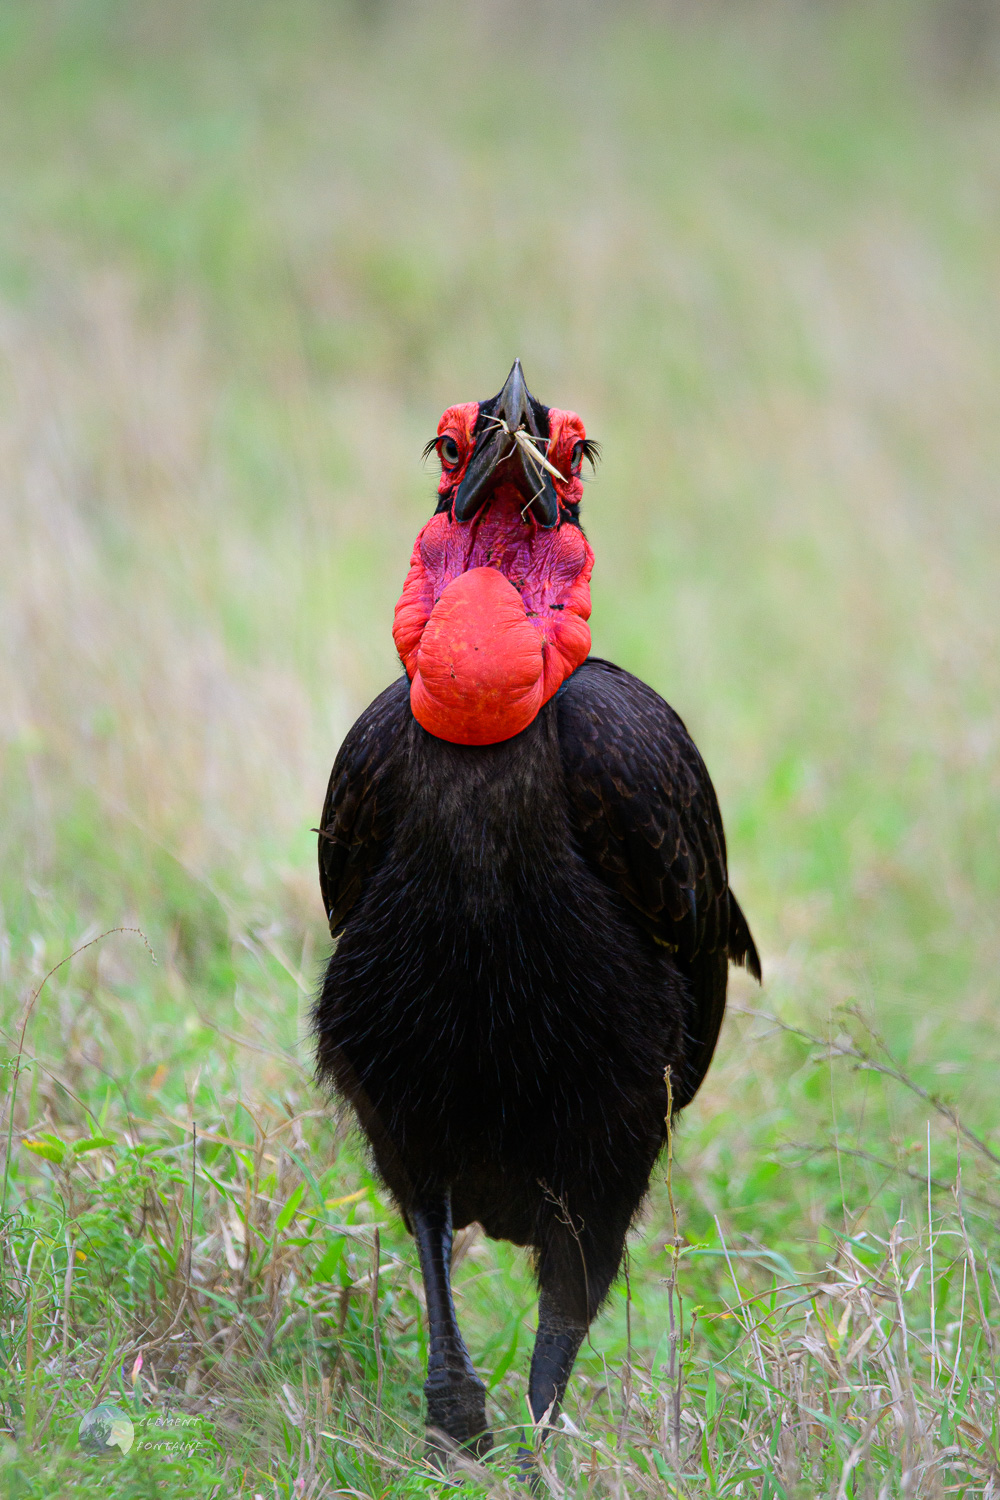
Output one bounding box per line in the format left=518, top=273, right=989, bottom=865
left=73, top=1135, right=116, bottom=1154
left=22, top=1137, right=65, bottom=1164
left=273, top=1181, right=306, bottom=1235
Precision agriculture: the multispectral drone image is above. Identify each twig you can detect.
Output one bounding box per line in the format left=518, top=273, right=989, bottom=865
left=617, top=1249, right=633, bottom=1458
left=187, top=1122, right=197, bottom=1291
left=1, top=927, right=155, bottom=1220
left=61, top=1228, right=76, bottom=1376
left=946, top=1260, right=967, bottom=1405
left=953, top=1124, right=997, bottom=1393
left=371, top=1228, right=383, bottom=1422
left=733, top=1006, right=1000, bottom=1171
left=663, top=1067, right=683, bottom=1466
left=538, top=1179, right=591, bottom=1345
left=31, top=1228, right=78, bottom=1444
left=927, top=1122, right=937, bottom=1388
left=715, top=1216, right=771, bottom=1411
left=785, top=1141, right=1000, bottom=1213
left=836, top=1405, right=893, bottom=1500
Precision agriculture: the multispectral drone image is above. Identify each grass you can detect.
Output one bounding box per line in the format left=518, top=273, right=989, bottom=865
left=2, top=0, right=1000, bottom=1493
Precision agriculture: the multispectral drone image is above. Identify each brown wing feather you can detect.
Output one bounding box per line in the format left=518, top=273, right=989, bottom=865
left=318, top=677, right=409, bottom=937
left=557, top=657, right=760, bottom=1107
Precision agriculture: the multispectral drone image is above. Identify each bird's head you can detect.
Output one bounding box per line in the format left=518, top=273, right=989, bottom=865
left=393, top=362, right=599, bottom=746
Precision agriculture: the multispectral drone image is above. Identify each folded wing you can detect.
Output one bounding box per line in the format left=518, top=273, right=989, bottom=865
left=318, top=677, right=409, bottom=938
left=556, top=657, right=760, bottom=1108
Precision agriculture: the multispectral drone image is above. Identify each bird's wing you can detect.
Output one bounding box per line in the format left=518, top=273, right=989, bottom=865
left=318, top=677, right=410, bottom=938
left=556, top=657, right=760, bottom=1107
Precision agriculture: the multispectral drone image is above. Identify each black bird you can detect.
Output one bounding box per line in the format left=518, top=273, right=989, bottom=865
left=315, top=362, right=760, bottom=1463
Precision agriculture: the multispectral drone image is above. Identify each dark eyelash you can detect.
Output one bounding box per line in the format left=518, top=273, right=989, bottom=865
left=425, top=433, right=599, bottom=467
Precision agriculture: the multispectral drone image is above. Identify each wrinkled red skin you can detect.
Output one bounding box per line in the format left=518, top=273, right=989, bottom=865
left=393, top=403, right=594, bottom=746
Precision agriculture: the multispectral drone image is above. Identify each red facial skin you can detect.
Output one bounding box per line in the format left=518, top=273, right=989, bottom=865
left=393, top=402, right=594, bottom=746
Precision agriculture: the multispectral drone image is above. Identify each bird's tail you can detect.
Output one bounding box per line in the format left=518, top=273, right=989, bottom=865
left=727, top=892, right=762, bottom=982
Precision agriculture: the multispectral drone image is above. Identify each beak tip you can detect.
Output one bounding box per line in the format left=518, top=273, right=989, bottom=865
left=454, top=361, right=557, bottom=523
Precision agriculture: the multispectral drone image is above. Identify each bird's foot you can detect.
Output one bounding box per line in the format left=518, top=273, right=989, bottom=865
left=424, top=1371, right=492, bottom=1463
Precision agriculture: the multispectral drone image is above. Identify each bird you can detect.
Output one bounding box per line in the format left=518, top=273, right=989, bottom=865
left=315, top=360, right=760, bottom=1467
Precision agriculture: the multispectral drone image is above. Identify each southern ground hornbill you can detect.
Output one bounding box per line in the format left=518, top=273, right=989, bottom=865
left=315, top=361, right=760, bottom=1463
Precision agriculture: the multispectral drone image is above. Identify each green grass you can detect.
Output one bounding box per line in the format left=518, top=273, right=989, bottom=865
left=2, top=1, right=1000, bottom=1493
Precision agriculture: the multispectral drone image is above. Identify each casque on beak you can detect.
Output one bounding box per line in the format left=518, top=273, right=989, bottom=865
left=453, top=359, right=561, bottom=529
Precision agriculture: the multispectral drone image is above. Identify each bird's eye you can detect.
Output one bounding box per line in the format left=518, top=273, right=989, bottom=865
left=571, top=440, right=585, bottom=474
left=440, top=436, right=461, bottom=469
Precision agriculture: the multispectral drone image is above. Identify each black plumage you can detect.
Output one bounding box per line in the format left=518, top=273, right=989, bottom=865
left=315, top=654, right=759, bottom=1456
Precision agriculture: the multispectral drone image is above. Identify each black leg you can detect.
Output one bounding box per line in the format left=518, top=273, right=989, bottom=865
left=413, top=1193, right=492, bottom=1458
left=527, top=1288, right=586, bottom=1426
left=518, top=1193, right=628, bottom=1481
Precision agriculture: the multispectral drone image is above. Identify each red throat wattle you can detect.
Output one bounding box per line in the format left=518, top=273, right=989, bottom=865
left=393, top=495, right=593, bottom=746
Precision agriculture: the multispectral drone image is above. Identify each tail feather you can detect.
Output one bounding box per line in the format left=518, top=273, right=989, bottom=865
left=727, top=891, right=762, bottom=982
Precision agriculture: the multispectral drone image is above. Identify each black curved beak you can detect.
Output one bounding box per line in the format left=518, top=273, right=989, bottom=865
left=453, top=359, right=560, bottom=528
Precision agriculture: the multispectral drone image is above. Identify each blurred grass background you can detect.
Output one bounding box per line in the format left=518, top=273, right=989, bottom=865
left=2, top=1, right=1000, bottom=1494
